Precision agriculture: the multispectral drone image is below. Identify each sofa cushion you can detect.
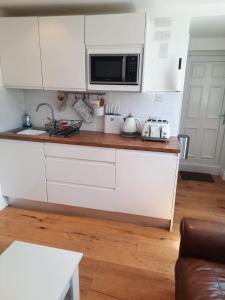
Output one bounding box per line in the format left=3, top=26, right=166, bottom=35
left=175, top=257, right=225, bottom=300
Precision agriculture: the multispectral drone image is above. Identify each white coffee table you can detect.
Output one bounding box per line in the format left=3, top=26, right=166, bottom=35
left=0, top=241, right=83, bottom=300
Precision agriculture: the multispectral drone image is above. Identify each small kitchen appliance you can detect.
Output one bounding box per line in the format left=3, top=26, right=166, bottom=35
left=89, top=54, right=140, bottom=85
left=142, top=119, right=170, bottom=142
left=122, top=114, right=141, bottom=137
left=87, top=47, right=143, bottom=91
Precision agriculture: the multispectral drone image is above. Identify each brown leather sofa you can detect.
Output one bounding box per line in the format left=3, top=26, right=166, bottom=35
left=175, top=218, right=225, bottom=300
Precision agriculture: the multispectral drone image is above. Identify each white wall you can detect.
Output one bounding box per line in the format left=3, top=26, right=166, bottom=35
left=0, top=88, right=25, bottom=132
left=24, top=90, right=182, bottom=136
left=189, top=38, right=225, bottom=51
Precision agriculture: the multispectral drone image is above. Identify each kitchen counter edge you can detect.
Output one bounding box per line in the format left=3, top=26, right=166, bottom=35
left=0, top=130, right=180, bottom=154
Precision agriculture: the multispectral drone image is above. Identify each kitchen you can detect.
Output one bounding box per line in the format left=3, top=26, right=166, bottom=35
left=0, top=1, right=225, bottom=300
left=0, top=11, right=187, bottom=230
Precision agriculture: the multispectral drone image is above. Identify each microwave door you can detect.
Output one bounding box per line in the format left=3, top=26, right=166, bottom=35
left=90, top=55, right=123, bottom=84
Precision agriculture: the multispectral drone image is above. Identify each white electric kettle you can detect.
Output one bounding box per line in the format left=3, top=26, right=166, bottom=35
left=122, top=113, right=141, bottom=137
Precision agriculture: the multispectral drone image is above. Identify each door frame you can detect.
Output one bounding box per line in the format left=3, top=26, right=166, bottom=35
left=179, top=50, right=225, bottom=175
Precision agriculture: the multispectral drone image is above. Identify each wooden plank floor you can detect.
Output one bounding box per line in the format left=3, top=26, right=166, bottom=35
left=0, top=176, right=225, bottom=299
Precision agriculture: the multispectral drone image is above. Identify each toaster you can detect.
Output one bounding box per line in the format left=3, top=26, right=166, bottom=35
left=142, top=119, right=170, bottom=142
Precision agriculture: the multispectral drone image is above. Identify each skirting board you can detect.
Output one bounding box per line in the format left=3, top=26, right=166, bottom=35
left=179, top=162, right=220, bottom=175
left=8, top=198, right=171, bottom=230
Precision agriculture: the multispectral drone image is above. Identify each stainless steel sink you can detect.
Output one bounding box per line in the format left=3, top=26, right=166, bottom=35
left=16, top=129, right=46, bottom=136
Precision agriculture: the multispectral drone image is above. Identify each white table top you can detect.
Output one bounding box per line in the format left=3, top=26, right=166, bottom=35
left=0, top=241, right=83, bottom=300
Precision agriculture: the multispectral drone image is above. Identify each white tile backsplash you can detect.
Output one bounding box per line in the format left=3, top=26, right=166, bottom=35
left=24, top=90, right=183, bottom=136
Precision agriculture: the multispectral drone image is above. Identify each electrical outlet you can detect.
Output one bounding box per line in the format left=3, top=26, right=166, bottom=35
left=154, top=93, right=164, bottom=102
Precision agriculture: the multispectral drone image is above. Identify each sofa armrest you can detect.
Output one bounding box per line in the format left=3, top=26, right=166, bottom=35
left=179, top=218, right=225, bottom=264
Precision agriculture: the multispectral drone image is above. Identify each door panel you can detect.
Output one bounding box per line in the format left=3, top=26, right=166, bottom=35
left=187, top=86, right=202, bottom=117
left=201, top=128, right=217, bottom=159
left=180, top=55, right=225, bottom=173
left=212, top=63, right=225, bottom=78
left=206, top=86, right=224, bottom=118
left=191, top=63, right=206, bottom=78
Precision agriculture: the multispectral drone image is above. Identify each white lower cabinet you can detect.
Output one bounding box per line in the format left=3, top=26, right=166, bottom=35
left=45, top=143, right=117, bottom=210
left=46, top=157, right=115, bottom=189
left=45, top=143, right=179, bottom=221
left=116, top=150, right=178, bottom=219
left=0, top=140, right=47, bottom=201
left=0, top=140, right=179, bottom=222
left=47, top=182, right=115, bottom=211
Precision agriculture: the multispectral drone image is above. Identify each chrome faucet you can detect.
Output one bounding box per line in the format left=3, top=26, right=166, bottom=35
left=36, top=103, right=56, bottom=126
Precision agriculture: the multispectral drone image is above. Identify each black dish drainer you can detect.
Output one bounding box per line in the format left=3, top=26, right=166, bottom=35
left=45, top=120, right=83, bottom=138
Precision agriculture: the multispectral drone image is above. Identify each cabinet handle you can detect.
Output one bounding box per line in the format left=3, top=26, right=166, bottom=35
left=178, top=58, right=182, bottom=70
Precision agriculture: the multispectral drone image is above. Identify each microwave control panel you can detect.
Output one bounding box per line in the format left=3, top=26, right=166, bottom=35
left=126, top=55, right=139, bottom=83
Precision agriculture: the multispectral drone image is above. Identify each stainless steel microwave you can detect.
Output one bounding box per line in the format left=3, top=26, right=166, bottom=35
left=89, top=54, right=140, bottom=85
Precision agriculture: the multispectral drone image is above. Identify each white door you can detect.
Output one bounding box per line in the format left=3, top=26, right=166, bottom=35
left=180, top=54, right=225, bottom=174
left=0, top=17, right=43, bottom=88
left=39, top=16, right=86, bottom=91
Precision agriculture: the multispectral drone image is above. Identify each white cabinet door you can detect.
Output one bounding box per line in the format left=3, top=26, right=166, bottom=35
left=0, top=17, right=42, bottom=88
left=85, top=13, right=145, bottom=46
left=0, top=140, right=47, bottom=202
left=45, top=143, right=116, bottom=162
left=116, top=150, right=178, bottom=219
left=46, top=157, right=115, bottom=188
left=142, top=14, right=190, bottom=92
left=39, top=16, right=86, bottom=91
left=47, top=182, right=115, bottom=210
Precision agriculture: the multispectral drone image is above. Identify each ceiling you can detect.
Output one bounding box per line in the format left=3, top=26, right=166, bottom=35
left=1, top=0, right=225, bottom=16
left=0, top=0, right=224, bottom=6
left=190, top=15, right=225, bottom=38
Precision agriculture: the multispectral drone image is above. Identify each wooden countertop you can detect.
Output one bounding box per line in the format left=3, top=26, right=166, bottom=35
left=0, top=130, right=180, bottom=154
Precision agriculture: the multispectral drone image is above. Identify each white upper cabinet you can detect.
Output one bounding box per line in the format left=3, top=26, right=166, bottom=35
left=0, top=17, right=43, bottom=88
left=0, top=13, right=190, bottom=92
left=85, top=13, right=146, bottom=46
left=39, top=16, right=86, bottom=91
left=142, top=14, right=190, bottom=92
